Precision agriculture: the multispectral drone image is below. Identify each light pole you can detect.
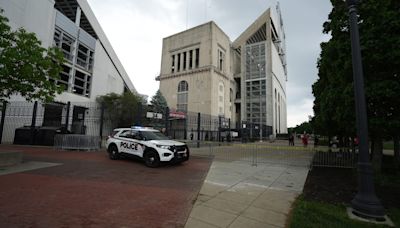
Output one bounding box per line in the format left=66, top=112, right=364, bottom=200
left=345, top=0, right=385, bottom=219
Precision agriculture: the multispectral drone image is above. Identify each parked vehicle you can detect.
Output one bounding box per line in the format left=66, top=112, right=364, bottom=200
left=106, top=127, right=189, bottom=167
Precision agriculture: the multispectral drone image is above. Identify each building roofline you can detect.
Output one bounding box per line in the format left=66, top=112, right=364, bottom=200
left=163, top=21, right=231, bottom=42
left=232, top=8, right=271, bottom=49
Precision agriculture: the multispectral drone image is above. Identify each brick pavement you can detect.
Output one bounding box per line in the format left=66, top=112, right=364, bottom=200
left=0, top=145, right=212, bottom=227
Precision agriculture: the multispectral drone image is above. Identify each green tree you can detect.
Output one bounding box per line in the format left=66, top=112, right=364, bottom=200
left=292, top=121, right=313, bottom=135
left=150, top=90, right=168, bottom=114
left=97, top=92, right=144, bottom=127
left=0, top=10, right=64, bottom=102
left=313, top=0, right=400, bottom=171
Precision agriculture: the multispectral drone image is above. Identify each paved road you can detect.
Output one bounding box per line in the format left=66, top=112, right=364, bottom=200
left=0, top=145, right=212, bottom=228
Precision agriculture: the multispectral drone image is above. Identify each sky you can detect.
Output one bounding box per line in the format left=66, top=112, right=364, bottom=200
left=86, top=0, right=332, bottom=128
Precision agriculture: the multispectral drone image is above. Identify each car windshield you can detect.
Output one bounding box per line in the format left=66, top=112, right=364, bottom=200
left=140, top=131, right=169, bottom=141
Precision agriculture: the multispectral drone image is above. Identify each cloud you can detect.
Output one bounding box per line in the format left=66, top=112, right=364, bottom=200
left=287, top=98, right=314, bottom=128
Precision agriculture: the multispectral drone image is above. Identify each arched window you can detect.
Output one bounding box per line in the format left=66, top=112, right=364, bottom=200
left=177, top=81, right=188, bottom=112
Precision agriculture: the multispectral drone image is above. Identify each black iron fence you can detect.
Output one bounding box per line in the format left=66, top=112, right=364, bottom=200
left=0, top=101, right=275, bottom=146
left=0, top=100, right=358, bottom=168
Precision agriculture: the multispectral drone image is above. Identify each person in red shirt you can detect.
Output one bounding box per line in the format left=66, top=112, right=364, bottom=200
left=302, top=132, right=308, bottom=147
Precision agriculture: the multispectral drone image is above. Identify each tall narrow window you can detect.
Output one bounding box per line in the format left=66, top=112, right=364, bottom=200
left=195, top=48, right=200, bottom=68
left=218, top=50, right=224, bottom=71
left=73, top=70, right=91, bottom=97
left=53, top=27, right=75, bottom=62
left=189, top=50, right=193, bottom=69
left=177, top=81, right=188, bottom=112
left=183, top=52, right=187, bottom=70
left=171, top=55, right=175, bottom=73
left=49, top=65, right=71, bottom=91
left=177, top=53, right=181, bottom=72
left=76, top=43, right=94, bottom=72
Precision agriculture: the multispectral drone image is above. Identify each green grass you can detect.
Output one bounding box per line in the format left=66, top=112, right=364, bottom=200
left=388, top=208, right=400, bottom=227
left=288, top=196, right=397, bottom=228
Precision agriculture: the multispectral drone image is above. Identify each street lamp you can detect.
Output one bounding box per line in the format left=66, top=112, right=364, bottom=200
left=345, top=0, right=385, bottom=220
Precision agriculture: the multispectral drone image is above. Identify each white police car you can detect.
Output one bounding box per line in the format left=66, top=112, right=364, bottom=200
left=106, top=127, right=189, bottom=167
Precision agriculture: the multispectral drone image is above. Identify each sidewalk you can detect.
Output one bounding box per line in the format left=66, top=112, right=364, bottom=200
left=185, top=160, right=309, bottom=228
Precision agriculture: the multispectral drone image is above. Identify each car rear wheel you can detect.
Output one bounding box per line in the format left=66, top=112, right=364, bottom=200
left=108, top=145, right=120, bottom=160
left=144, top=150, right=160, bottom=168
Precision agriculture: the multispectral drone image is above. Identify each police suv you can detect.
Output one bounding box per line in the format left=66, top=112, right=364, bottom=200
left=106, top=127, right=189, bottom=167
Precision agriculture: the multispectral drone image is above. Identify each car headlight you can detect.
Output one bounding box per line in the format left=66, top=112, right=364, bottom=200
left=156, top=145, right=170, bottom=149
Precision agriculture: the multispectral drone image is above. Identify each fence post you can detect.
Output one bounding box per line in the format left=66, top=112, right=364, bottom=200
left=184, top=114, right=187, bottom=140
left=218, top=116, right=222, bottom=142
left=164, top=107, right=169, bottom=136
left=65, top=101, right=71, bottom=133
left=0, top=101, right=7, bottom=144
left=228, top=118, right=231, bottom=142
left=197, top=112, right=201, bottom=148
left=99, top=102, right=105, bottom=138
left=30, top=101, right=38, bottom=145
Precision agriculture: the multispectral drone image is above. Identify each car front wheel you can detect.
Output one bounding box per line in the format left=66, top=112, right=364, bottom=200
left=144, top=150, right=160, bottom=168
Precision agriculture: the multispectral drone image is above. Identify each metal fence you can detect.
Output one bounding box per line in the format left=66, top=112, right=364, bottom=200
left=54, top=134, right=100, bottom=150
left=0, top=101, right=108, bottom=144
left=189, top=141, right=315, bottom=167
left=0, top=101, right=357, bottom=168
left=0, top=101, right=276, bottom=145
left=188, top=140, right=357, bottom=168
left=311, top=148, right=357, bottom=168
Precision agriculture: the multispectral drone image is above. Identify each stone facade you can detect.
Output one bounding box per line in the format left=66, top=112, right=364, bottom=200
left=159, top=5, right=287, bottom=134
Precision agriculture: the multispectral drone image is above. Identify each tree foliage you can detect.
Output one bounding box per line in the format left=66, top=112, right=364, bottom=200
left=313, top=0, right=400, bottom=170
left=97, top=92, right=144, bottom=127
left=313, top=0, right=400, bottom=136
left=291, top=121, right=313, bottom=135
left=0, top=10, right=64, bottom=102
left=150, top=89, right=168, bottom=113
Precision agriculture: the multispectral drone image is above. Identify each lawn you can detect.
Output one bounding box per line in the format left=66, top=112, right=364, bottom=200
left=288, top=158, right=399, bottom=227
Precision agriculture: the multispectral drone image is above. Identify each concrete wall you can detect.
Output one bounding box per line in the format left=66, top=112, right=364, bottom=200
left=210, top=23, right=234, bottom=120
left=0, top=0, right=136, bottom=142
left=159, top=22, right=235, bottom=120
left=271, top=40, right=287, bottom=133
left=0, top=0, right=56, bottom=48
left=159, top=70, right=212, bottom=114
left=160, top=23, right=212, bottom=75
left=0, top=0, right=130, bottom=103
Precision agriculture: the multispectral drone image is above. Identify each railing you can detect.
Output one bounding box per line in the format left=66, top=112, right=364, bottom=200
left=188, top=141, right=357, bottom=169
left=311, top=148, right=357, bottom=168
left=54, top=134, right=100, bottom=150
left=189, top=141, right=315, bottom=167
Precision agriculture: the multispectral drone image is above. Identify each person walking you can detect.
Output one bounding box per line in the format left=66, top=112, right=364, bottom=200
left=288, top=133, right=295, bottom=146
left=302, top=132, right=308, bottom=147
